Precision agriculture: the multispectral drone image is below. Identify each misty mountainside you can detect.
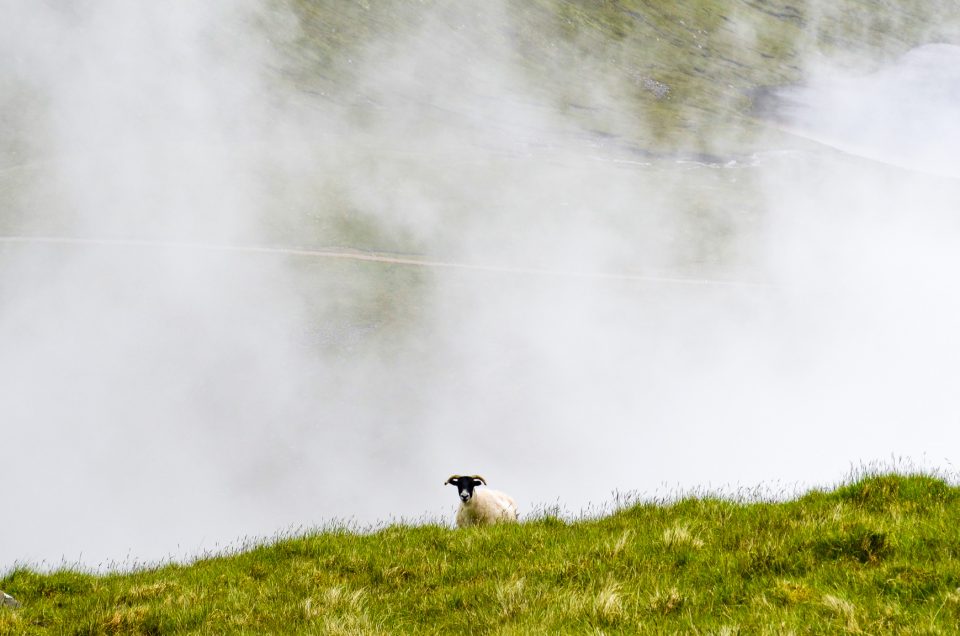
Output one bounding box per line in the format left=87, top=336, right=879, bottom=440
left=3, top=0, right=960, bottom=591
left=3, top=0, right=959, bottom=261
left=282, top=0, right=960, bottom=155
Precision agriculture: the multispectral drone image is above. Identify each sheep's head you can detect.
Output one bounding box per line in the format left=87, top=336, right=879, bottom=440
left=445, top=475, right=486, bottom=503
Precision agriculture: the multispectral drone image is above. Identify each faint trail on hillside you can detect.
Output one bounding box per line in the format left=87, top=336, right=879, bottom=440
left=0, top=235, right=772, bottom=288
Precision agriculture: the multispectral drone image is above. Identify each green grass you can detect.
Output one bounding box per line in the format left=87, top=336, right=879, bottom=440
left=4, top=473, right=960, bottom=634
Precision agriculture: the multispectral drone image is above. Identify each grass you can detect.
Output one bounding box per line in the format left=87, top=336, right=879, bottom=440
left=4, top=473, right=960, bottom=634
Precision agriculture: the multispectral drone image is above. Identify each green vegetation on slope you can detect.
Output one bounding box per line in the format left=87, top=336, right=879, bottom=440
left=3, top=474, right=960, bottom=634
left=283, top=0, right=960, bottom=154
left=252, top=0, right=960, bottom=276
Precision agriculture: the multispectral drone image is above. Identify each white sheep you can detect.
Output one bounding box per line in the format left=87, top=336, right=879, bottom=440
left=445, top=474, right=518, bottom=527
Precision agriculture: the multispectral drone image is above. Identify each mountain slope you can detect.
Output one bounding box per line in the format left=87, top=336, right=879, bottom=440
left=2, top=474, right=959, bottom=634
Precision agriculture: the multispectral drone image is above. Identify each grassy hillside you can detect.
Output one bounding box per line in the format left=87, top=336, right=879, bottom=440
left=255, top=0, right=960, bottom=269
left=4, top=0, right=959, bottom=254
left=3, top=474, right=960, bottom=634
left=283, top=0, right=960, bottom=154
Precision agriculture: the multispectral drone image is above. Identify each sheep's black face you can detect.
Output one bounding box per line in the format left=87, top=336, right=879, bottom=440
left=446, top=475, right=484, bottom=503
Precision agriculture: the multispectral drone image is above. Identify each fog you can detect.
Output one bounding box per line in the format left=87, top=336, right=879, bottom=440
left=2, top=2, right=960, bottom=570
left=770, top=43, right=960, bottom=178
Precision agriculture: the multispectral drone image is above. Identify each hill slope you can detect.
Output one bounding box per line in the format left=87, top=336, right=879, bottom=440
left=283, top=0, right=960, bottom=154
left=2, top=474, right=960, bottom=634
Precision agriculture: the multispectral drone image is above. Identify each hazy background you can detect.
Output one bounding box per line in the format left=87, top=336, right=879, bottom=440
left=2, top=0, right=960, bottom=570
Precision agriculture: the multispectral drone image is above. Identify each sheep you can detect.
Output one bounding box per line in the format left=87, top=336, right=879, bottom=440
left=445, top=474, right=518, bottom=527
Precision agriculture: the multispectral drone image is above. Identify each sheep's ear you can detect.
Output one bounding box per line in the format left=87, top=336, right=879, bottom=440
left=445, top=475, right=460, bottom=485
left=471, top=475, right=487, bottom=485
left=472, top=479, right=485, bottom=487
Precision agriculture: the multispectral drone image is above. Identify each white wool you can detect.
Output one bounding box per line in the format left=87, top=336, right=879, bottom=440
left=455, top=488, right=519, bottom=528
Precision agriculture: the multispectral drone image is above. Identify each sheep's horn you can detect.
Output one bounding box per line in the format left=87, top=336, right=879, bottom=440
left=471, top=475, right=487, bottom=485
left=445, top=475, right=461, bottom=485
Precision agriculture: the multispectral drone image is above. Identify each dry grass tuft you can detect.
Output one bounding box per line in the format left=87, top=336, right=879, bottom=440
left=662, top=524, right=705, bottom=549
left=115, top=580, right=179, bottom=605
left=648, top=587, right=685, bottom=615
left=102, top=605, right=150, bottom=634
left=821, top=594, right=859, bottom=632
left=495, top=578, right=528, bottom=618
left=593, top=579, right=624, bottom=621
left=608, top=529, right=634, bottom=557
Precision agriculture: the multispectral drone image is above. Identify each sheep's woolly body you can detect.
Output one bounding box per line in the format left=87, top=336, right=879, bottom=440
left=456, top=488, right=519, bottom=527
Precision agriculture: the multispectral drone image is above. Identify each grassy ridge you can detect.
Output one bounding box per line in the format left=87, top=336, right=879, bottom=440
left=3, top=474, right=960, bottom=634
